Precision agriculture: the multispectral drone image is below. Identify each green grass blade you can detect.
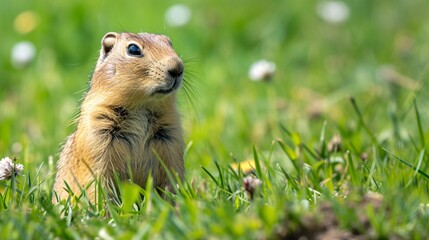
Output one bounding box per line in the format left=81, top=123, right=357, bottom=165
left=413, top=149, right=425, bottom=178
left=319, top=121, right=327, bottom=158
left=383, top=148, right=429, bottom=179
left=278, top=166, right=299, bottom=191
left=279, top=123, right=292, bottom=136
left=252, top=146, right=263, bottom=179
left=413, top=98, right=425, bottom=148
left=277, top=139, right=299, bottom=173
left=346, top=151, right=360, bottom=186
left=301, top=144, right=319, bottom=161
left=350, top=97, right=379, bottom=145
left=153, top=149, right=182, bottom=196
left=202, top=167, right=219, bottom=186
left=214, top=161, right=225, bottom=189
left=366, top=146, right=379, bottom=190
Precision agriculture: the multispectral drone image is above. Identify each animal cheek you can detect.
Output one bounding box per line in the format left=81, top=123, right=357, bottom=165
left=105, top=63, right=117, bottom=78
left=142, top=78, right=156, bottom=88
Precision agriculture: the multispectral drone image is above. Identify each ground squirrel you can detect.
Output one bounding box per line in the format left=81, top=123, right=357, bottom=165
left=53, top=32, right=185, bottom=202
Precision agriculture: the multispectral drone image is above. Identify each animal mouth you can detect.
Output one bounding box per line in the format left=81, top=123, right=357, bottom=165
left=155, top=77, right=182, bottom=95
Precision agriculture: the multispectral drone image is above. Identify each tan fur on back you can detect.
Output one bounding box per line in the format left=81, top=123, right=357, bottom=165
left=53, top=32, right=185, bottom=202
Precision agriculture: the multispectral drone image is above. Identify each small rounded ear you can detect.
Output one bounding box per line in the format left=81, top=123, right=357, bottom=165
left=100, top=32, right=119, bottom=60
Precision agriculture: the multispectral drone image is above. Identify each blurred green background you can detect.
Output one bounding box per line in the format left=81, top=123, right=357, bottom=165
left=1, top=0, right=429, bottom=172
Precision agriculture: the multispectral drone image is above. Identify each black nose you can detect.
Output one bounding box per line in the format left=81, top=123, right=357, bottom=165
left=167, top=57, right=184, bottom=78
left=168, top=68, right=183, bottom=78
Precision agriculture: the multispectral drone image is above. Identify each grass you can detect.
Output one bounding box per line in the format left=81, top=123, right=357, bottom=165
left=1, top=0, right=429, bottom=239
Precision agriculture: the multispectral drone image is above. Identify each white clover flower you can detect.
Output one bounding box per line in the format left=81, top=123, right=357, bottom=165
left=300, top=199, right=310, bottom=209
left=317, top=1, right=349, bottom=24
left=420, top=203, right=429, bottom=214
left=328, top=134, right=342, bottom=153
left=243, top=176, right=262, bottom=199
left=165, top=4, right=192, bottom=27
left=0, top=157, right=24, bottom=180
left=248, top=59, right=276, bottom=81
left=11, top=41, right=36, bottom=68
left=98, top=228, right=114, bottom=240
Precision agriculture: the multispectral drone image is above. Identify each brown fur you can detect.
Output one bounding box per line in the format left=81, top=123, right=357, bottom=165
left=53, top=32, right=185, bottom=202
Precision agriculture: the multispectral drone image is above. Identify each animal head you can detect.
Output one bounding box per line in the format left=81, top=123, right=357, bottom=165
left=91, top=32, right=184, bottom=107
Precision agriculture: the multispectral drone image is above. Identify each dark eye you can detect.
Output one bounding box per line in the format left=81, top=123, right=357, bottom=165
left=127, top=44, right=143, bottom=57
